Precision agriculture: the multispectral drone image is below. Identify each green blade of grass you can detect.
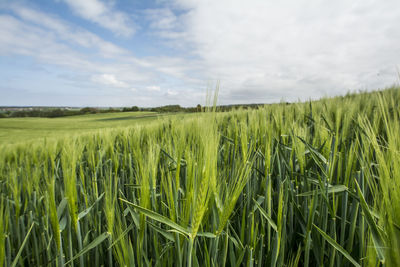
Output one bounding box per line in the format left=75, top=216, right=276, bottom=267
left=119, top=198, right=190, bottom=237
left=253, top=199, right=277, bottom=232
left=65, top=232, right=110, bottom=265
left=11, top=222, right=35, bottom=267
left=297, top=185, right=348, bottom=197
left=313, top=224, right=360, bottom=267
left=78, top=192, right=104, bottom=220
left=354, top=180, right=386, bottom=262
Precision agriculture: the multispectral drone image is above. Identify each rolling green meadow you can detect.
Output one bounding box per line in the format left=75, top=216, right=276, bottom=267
left=1, top=87, right=400, bottom=266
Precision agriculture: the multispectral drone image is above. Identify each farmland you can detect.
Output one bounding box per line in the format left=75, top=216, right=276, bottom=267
left=0, top=87, right=400, bottom=266
left=0, top=111, right=167, bottom=145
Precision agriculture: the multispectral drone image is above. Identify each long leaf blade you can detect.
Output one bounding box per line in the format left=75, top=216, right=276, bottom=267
left=313, top=224, right=360, bottom=267
left=119, top=198, right=190, bottom=237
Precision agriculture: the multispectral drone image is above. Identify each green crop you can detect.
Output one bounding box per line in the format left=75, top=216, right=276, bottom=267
left=0, top=87, right=399, bottom=266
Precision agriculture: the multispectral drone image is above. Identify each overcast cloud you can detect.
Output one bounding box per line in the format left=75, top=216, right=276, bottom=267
left=165, top=0, right=400, bottom=103
left=0, top=0, right=399, bottom=106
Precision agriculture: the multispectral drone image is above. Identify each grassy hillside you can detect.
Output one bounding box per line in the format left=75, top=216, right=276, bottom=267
left=0, top=111, right=166, bottom=145
left=0, top=87, right=399, bottom=266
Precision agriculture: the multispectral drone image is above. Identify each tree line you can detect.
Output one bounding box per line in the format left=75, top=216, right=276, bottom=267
left=0, top=103, right=265, bottom=118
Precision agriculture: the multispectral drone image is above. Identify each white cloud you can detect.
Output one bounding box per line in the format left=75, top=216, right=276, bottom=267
left=9, top=5, right=128, bottom=57
left=146, top=85, right=161, bottom=91
left=61, top=0, right=135, bottom=37
left=165, top=0, right=400, bottom=103
left=0, top=15, right=88, bottom=68
left=145, top=8, right=178, bottom=30
left=166, top=89, right=178, bottom=96
left=91, top=74, right=129, bottom=88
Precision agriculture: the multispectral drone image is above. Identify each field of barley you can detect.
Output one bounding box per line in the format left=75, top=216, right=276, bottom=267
left=0, top=88, right=399, bottom=266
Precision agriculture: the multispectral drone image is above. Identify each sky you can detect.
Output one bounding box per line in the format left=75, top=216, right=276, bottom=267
left=0, top=0, right=399, bottom=107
